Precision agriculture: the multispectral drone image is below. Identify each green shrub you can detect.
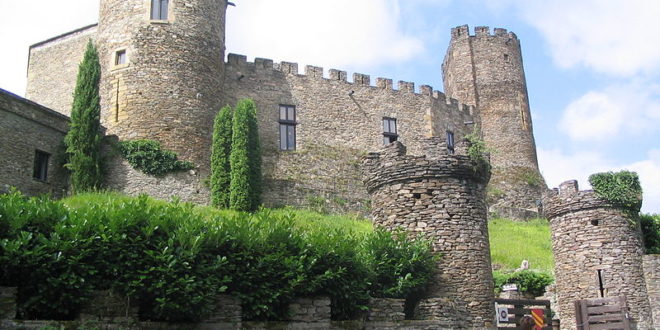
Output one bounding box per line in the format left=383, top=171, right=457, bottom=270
left=117, top=140, right=194, bottom=177
left=493, top=269, right=554, bottom=297
left=64, top=40, right=103, bottom=193
left=230, top=99, right=262, bottom=212
left=640, top=214, right=660, bottom=254
left=589, top=171, right=642, bottom=213
left=211, top=105, right=233, bottom=208
left=465, top=129, right=490, bottom=175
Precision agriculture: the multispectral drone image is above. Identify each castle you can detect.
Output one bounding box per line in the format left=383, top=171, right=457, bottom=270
left=1, top=0, right=657, bottom=329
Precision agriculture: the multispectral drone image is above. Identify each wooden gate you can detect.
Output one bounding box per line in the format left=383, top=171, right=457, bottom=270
left=574, top=296, right=631, bottom=330
left=494, top=298, right=552, bottom=329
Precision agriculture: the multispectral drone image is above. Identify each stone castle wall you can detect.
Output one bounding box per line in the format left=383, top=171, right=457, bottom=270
left=363, top=138, right=493, bottom=328
left=642, top=254, right=660, bottom=328
left=223, top=54, right=474, bottom=210
left=0, top=89, right=69, bottom=198
left=545, top=180, right=653, bottom=329
left=26, top=24, right=98, bottom=117
left=443, top=25, right=546, bottom=214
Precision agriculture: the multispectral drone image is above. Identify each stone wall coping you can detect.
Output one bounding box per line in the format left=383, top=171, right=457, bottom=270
left=0, top=88, right=70, bottom=133
left=225, top=53, right=474, bottom=116
left=544, top=180, right=616, bottom=219
left=29, top=24, right=98, bottom=50
left=450, top=24, right=518, bottom=40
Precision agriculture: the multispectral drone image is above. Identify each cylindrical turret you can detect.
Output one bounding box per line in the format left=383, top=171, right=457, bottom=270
left=97, top=0, right=227, bottom=169
left=363, top=137, right=493, bottom=328
left=545, top=180, right=652, bottom=329
left=443, top=25, right=545, bottom=216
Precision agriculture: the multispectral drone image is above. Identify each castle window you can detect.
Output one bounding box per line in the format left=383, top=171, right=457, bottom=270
left=151, top=0, right=169, bottom=20
left=446, top=130, right=455, bottom=154
left=382, top=117, right=398, bottom=145
left=33, top=150, right=50, bottom=182
left=279, top=105, right=296, bottom=150
left=115, top=50, right=127, bottom=66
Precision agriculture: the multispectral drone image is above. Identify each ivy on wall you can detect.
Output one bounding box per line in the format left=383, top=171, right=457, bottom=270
left=465, top=129, right=491, bottom=176
left=117, top=140, right=194, bottom=177
left=588, top=171, right=643, bottom=213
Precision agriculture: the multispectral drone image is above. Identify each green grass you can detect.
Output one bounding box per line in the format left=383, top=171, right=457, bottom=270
left=488, top=218, right=554, bottom=272
left=63, top=193, right=553, bottom=271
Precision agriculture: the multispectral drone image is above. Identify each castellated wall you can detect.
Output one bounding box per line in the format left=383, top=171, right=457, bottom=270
left=362, top=138, right=493, bottom=329
left=0, top=89, right=69, bottom=198
left=223, top=54, right=474, bottom=211
left=443, top=25, right=546, bottom=215
left=545, top=180, right=653, bottom=330
left=26, top=24, right=98, bottom=117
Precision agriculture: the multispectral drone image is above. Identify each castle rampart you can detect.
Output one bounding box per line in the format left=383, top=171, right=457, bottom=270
left=362, top=138, right=493, bottom=328
left=545, top=180, right=653, bottom=329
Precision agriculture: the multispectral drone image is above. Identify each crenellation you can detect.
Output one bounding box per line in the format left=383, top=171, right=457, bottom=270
left=475, top=26, right=489, bottom=36
left=227, top=53, right=247, bottom=66
left=353, top=73, right=370, bottom=86
left=398, top=81, right=414, bottom=93
left=493, top=27, right=508, bottom=36
left=420, top=85, right=433, bottom=96
left=376, top=77, right=393, bottom=90
left=278, top=61, right=299, bottom=75
left=329, top=69, right=347, bottom=82
left=254, top=57, right=274, bottom=70
left=450, top=24, right=469, bottom=39
left=305, top=65, right=323, bottom=79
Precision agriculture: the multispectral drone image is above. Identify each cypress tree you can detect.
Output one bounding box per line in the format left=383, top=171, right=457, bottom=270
left=210, top=105, right=233, bottom=208
left=229, top=99, right=261, bottom=211
left=64, top=40, right=103, bottom=193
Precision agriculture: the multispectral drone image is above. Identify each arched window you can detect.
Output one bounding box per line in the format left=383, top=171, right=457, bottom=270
left=151, top=0, right=169, bottom=20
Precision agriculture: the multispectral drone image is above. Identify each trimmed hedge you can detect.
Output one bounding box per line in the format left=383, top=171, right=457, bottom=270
left=493, top=269, right=554, bottom=297
left=229, top=99, right=262, bottom=212
left=210, top=105, right=233, bottom=208
left=0, top=191, right=436, bottom=321
left=117, top=139, right=194, bottom=177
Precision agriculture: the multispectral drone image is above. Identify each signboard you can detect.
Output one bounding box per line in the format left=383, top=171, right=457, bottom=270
left=497, top=307, right=509, bottom=322
left=502, top=283, right=518, bottom=292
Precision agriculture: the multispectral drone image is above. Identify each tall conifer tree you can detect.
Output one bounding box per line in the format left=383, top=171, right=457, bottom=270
left=229, top=99, right=261, bottom=211
left=64, top=40, right=103, bottom=193
left=210, top=105, right=233, bottom=208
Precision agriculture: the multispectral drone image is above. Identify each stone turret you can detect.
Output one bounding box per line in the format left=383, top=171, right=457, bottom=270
left=97, top=0, right=228, bottom=169
left=545, top=180, right=652, bottom=329
left=363, top=137, right=493, bottom=328
left=443, top=25, right=546, bottom=218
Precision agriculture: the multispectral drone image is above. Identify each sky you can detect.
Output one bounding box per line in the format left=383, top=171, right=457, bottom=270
left=0, top=0, right=659, bottom=213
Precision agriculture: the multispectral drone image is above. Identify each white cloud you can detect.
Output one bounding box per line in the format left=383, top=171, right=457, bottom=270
left=559, top=82, right=660, bottom=142
left=517, top=0, right=660, bottom=76
left=226, top=0, right=424, bottom=73
left=539, top=148, right=660, bottom=214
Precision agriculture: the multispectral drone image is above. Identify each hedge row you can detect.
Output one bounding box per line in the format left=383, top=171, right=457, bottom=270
left=0, top=191, right=436, bottom=322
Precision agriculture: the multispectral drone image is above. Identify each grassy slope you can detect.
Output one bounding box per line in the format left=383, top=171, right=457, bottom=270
left=62, top=193, right=553, bottom=271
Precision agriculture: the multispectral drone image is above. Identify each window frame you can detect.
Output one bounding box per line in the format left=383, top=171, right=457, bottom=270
left=279, top=105, right=297, bottom=151
left=382, top=117, right=398, bottom=145
left=446, top=130, right=455, bottom=154
left=33, top=150, right=50, bottom=182
left=150, top=0, right=169, bottom=21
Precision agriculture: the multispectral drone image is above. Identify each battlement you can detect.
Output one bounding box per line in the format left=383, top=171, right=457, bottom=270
left=543, top=180, right=617, bottom=218
left=450, top=24, right=517, bottom=40
left=226, top=53, right=475, bottom=116
left=362, top=138, right=489, bottom=193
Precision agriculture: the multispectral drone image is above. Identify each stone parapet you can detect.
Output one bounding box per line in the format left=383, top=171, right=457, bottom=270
left=288, top=297, right=331, bottom=323
left=366, top=298, right=405, bottom=322
left=543, top=180, right=614, bottom=218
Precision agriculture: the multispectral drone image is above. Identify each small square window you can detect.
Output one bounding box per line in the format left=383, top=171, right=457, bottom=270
left=151, top=0, right=169, bottom=20
left=115, top=50, right=127, bottom=66
left=446, top=130, right=455, bottom=154
left=33, top=150, right=50, bottom=182
left=279, top=105, right=296, bottom=150
left=382, top=117, right=398, bottom=145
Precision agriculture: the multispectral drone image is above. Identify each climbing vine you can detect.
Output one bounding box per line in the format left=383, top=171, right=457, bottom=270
left=117, top=140, right=194, bottom=177
left=588, top=171, right=642, bottom=214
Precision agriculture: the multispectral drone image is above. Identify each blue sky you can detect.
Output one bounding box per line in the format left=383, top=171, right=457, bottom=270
left=1, top=0, right=659, bottom=213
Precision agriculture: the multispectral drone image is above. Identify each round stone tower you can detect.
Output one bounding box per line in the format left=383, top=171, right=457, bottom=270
left=97, top=0, right=227, bottom=169
left=545, top=180, right=652, bottom=329
left=442, top=25, right=545, bottom=218
left=363, top=137, right=493, bottom=328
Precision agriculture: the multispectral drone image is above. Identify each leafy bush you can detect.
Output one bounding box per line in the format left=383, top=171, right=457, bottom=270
left=465, top=129, right=491, bottom=175
left=0, top=191, right=436, bottom=322
left=211, top=105, right=233, bottom=208
left=589, top=171, right=642, bottom=213
left=640, top=213, right=660, bottom=254
left=230, top=99, right=262, bottom=212
left=117, top=139, right=194, bottom=176
left=493, top=270, right=554, bottom=297
left=64, top=40, right=103, bottom=193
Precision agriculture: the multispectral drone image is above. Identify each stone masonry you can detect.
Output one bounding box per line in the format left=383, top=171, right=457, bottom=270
left=545, top=180, right=653, bottom=329
left=443, top=25, right=546, bottom=216
left=642, top=255, right=660, bottom=328
left=0, top=89, right=69, bottom=198
left=363, top=137, right=493, bottom=328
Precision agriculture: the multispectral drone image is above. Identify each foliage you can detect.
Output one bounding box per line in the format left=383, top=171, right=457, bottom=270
left=465, top=129, right=491, bottom=175
left=640, top=213, right=660, bottom=254
left=0, top=191, right=435, bottom=322
left=64, top=40, right=103, bottom=193
left=493, top=269, right=554, bottom=297
left=488, top=218, right=554, bottom=272
left=589, top=171, right=643, bottom=213
left=117, top=140, right=194, bottom=177
left=517, top=167, right=544, bottom=187
left=211, top=105, right=233, bottom=208
left=230, top=99, right=262, bottom=212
